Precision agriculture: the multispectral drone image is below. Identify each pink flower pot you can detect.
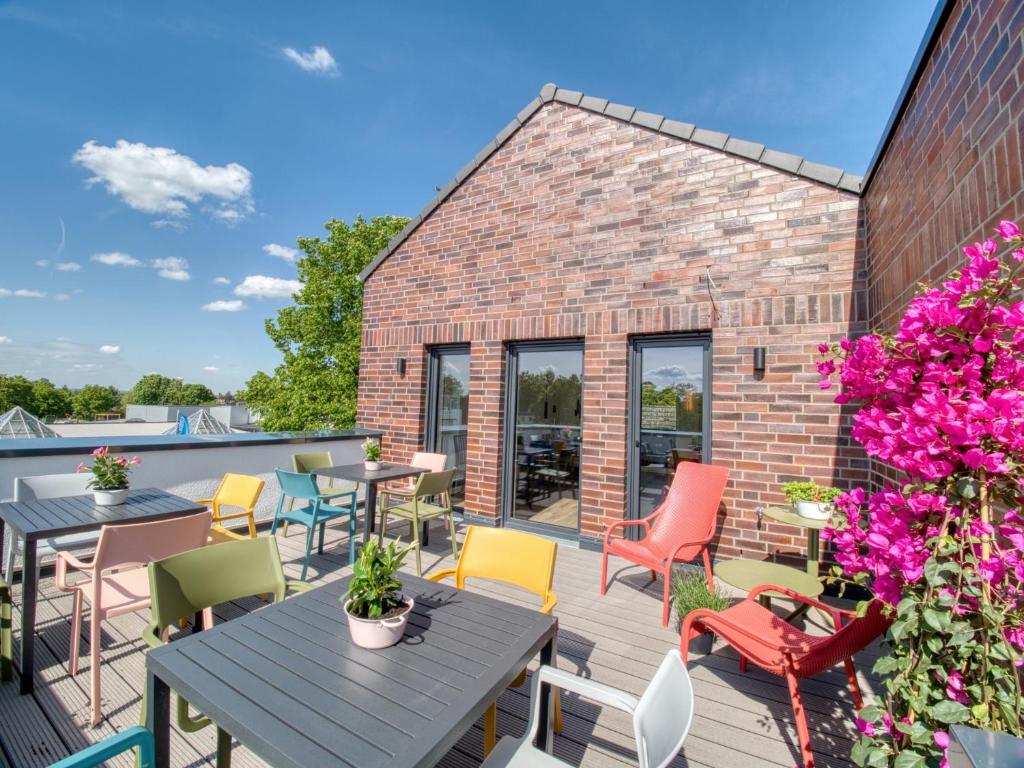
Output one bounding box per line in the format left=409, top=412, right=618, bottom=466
left=344, top=597, right=414, bottom=649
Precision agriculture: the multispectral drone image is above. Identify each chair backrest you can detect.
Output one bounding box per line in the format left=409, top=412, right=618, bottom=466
left=454, top=526, right=557, bottom=608
left=803, top=599, right=892, bottom=674
left=412, top=469, right=455, bottom=499
left=291, top=452, right=333, bottom=474
left=410, top=451, right=448, bottom=472
left=211, top=473, right=264, bottom=515
left=93, top=511, right=211, bottom=575
left=633, top=650, right=694, bottom=768
left=275, top=468, right=321, bottom=501
left=147, top=537, right=289, bottom=635
left=14, top=472, right=92, bottom=501
left=647, top=462, right=729, bottom=555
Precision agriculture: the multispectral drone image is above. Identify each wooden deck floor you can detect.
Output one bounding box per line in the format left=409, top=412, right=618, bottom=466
left=0, top=518, right=881, bottom=768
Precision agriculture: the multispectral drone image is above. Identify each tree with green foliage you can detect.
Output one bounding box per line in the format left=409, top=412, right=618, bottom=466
left=72, top=385, right=121, bottom=420
left=0, top=374, right=35, bottom=413
left=31, top=378, right=72, bottom=419
left=126, top=374, right=216, bottom=406
left=239, top=215, right=408, bottom=430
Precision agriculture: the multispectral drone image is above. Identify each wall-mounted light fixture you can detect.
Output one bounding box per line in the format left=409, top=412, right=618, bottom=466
left=753, top=347, right=766, bottom=374
left=396, top=357, right=407, bottom=376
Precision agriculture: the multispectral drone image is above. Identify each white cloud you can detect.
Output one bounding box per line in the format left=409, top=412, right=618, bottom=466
left=35, top=259, right=50, bottom=267
left=99, top=344, right=120, bottom=354
left=73, top=363, right=101, bottom=370
left=0, top=336, right=11, bottom=344
left=234, top=275, right=302, bottom=299
left=282, top=46, right=338, bottom=75
left=92, top=251, right=141, bottom=267
left=55, top=261, right=81, bottom=272
left=202, top=365, right=219, bottom=372
left=54, top=293, right=71, bottom=301
left=72, top=139, right=254, bottom=224
left=202, top=299, right=245, bottom=312
left=12, top=289, right=46, bottom=298
left=153, top=256, right=190, bottom=281
left=263, top=243, right=299, bottom=262
left=212, top=276, right=231, bottom=285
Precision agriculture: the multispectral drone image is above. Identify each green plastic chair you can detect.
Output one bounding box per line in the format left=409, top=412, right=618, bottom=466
left=379, top=469, right=458, bottom=576
left=1, top=573, right=11, bottom=683
left=141, top=537, right=311, bottom=767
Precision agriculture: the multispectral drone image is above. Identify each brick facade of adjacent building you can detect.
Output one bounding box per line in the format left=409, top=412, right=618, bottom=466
left=358, top=101, right=867, bottom=555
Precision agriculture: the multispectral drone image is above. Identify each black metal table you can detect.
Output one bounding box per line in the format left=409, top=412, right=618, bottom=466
left=145, top=574, right=559, bottom=768
left=316, top=462, right=423, bottom=544
left=0, top=488, right=205, bottom=694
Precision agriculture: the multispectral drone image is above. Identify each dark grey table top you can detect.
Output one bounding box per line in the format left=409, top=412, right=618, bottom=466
left=0, top=488, right=206, bottom=540
left=146, top=574, right=558, bottom=768
left=317, top=462, right=423, bottom=483
left=950, top=724, right=1024, bottom=767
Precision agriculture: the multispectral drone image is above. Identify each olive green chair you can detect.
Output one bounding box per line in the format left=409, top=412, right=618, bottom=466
left=379, top=469, right=458, bottom=576
left=1, top=574, right=11, bottom=683
left=141, top=537, right=310, bottom=767
left=281, top=451, right=356, bottom=536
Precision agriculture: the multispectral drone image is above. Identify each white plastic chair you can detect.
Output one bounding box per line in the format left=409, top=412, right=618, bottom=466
left=481, top=650, right=694, bottom=768
left=3, top=473, right=96, bottom=585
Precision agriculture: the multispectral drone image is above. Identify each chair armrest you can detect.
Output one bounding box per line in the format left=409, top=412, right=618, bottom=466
left=48, top=725, right=154, bottom=768
left=524, top=665, right=638, bottom=743
left=681, top=608, right=772, bottom=650
left=212, top=509, right=253, bottom=521
left=141, top=622, right=163, bottom=650
left=318, top=489, right=356, bottom=500
left=209, top=526, right=248, bottom=544
left=286, top=580, right=313, bottom=594
left=193, top=498, right=214, bottom=506
left=747, top=583, right=848, bottom=629
left=55, top=550, right=95, bottom=591
left=540, top=594, right=558, bottom=615
left=427, top=568, right=457, bottom=583
left=603, top=517, right=649, bottom=544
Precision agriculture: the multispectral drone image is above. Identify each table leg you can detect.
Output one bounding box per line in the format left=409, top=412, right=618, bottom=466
left=363, top=482, right=377, bottom=544
left=18, top=538, right=37, bottom=695
left=536, top=634, right=556, bottom=753
left=146, top=668, right=171, bottom=768
left=806, top=529, right=820, bottom=580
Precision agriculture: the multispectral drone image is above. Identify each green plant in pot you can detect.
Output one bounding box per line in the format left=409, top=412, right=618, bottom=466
left=343, top=538, right=415, bottom=649
left=673, top=570, right=731, bottom=655
left=77, top=446, right=140, bottom=506
left=362, top=437, right=382, bottom=471
left=781, top=480, right=841, bottom=520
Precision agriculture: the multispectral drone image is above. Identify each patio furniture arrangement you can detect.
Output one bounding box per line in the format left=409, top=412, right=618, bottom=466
left=680, top=585, right=891, bottom=768
left=379, top=468, right=458, bottom=576
left=144, top=572, right=558, bottom=768
left=481, top=649, right=694, bottom=768
left=271, top=468, right=359, bottom=578
left=314, top=460, right=423, bottom=543
left=142, top=535, right=312, bottom=766
left=48, top=725, right=154, bottom=768
left=0, top=487, right=207, bottom=694
left=600, top=462, right=730, bottom=625
left=429, top=525, right=561, bottom=754
left=196, top=473, right=265, bottom=542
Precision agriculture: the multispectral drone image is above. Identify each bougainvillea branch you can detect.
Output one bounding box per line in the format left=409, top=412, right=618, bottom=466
left=818, top=222, right=1024, bottom=768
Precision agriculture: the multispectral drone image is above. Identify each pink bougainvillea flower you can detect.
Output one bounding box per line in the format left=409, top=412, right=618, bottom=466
left=855, top=718, right=875, bottom=737
left=996, top=220, right=1022, bottom=239
left=933, top=730, right=949, bottom=749
left=945, top=671, right=968, bottom=704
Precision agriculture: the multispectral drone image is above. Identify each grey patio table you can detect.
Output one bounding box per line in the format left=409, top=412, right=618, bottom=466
left=316, top=462, right=424, bottom=545
left=0, top=488, right=205, bottom=694
left=145, top=573, right=559, bottom=768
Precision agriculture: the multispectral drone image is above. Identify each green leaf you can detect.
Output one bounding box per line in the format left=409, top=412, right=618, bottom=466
left=922, top=608, right=951, bottom=633
left=866, top=748, right=889, bottom=768
left=893, top=750, right=926, bottom=768
left=929, top=700, right=970, bottom=724
left=872, top=656, right=900, bottom=675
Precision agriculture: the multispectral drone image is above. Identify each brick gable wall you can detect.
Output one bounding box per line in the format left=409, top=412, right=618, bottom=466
left=358, top=102, right=865, bottom=558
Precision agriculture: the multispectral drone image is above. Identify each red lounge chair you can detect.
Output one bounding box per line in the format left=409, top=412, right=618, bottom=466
left=681, top=585, right=891, bottom=768
left=600, top=462, right=729, bottom=626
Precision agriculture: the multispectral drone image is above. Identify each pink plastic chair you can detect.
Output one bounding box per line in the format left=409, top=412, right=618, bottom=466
left=55, top=511, right=211, bottom=725
left=601, top=462, right=729, bottom=626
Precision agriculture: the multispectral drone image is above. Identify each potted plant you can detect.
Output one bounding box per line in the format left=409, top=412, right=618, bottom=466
left=673, top=570, right=730, bottom=655
left=781, top=480, right=841, bottom=520
left=343, top=538, right=415, bottom=649
left=77, top=446, right=140, bottom=506
left=362, top=437, right=382, bottom=471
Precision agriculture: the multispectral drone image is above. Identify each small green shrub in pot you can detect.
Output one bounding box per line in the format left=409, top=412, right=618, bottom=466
left=343, top=538, right=416, bottom=649
left=361, top=437, right=382, bottom=470
left=781, top=480, right=841, bottom=520
left=672, top=570, right=731, bottom=655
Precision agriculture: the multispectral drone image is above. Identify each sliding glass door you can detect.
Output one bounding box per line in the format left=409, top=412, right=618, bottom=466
left=503, top=341, right=583, bottom=537
left=425, top=345, right=470, bottom=508
left=628, top=335, right=711, bottom=521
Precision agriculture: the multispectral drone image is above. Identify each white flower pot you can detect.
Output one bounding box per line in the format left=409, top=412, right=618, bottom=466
left=94, top=489, right=129, bottom=506
left=364, top=460, right=382, bottom=471
left=344, top=597, right=414, bottom=649
left=796, top=500, right=832, bottom=520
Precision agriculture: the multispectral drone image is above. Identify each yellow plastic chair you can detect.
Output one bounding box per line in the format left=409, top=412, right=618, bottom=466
left=196, top=474, right=265, bottom=543
left=281, top=452, right=354, bottom=536
left=429, top=526, right=561, bottom=754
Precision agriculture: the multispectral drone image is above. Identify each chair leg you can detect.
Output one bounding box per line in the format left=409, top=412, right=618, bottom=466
left=600, top=551, right=609, bottom=595
left=90, top=611, right=103, bottom=725
left=378, top=509, right=389, bottom=545
left=447, top=512, right=459, bottom=562
left=739, top=656, right=748, bottom=673
left=661, top=569, right=672, bottom=627
left=69, top=590, right=83, bottom=675
left=2, top=534, right=16, bottom=585
left=483, top=702, right=497, bottom=756
left=0, top=585, right=11, bottom=683
left=216, top=726, right=232, bottom=768
left=785, top=667, right=815, bottom=768
left=844, top=657, right=863, bottom=709
left=702, top=548, right=714, bottom=587
left=318, top=522, right=326, bottom=555
left=301, top=526, right=314, bottom=581
left=246, top=515, right=257, bottom=539
left=411, top=519, right=422, bottom=577
left=348, top=510, right=357, bottom=564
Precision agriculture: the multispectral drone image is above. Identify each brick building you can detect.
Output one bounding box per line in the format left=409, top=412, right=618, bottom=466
left=357, top=0, right=1023, bottom=559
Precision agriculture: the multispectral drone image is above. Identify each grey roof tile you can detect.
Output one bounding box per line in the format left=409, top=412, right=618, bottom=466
left=578, top=95, right=608, bottom=112
left=539, top=83, right=557, bottom=102
left=517, top=97, right=544, bottom=124
left=494, top=118, right=521, bottom=146
left=604, top=102, right=636, bottom=122
left=631, top=110, right=664, bottom=130
left=554, top=88, right=583, bottom=106
left=691, top=127, right=728, bottom=150
left=760, top=148, right=804, bottom=174
left=837, top=173, right=864, bottom=194
left=724, top=137, right=765, bottom=162
left=660, top=119, right=695, bottom=140
left=799, top=160, right=844, bottom=186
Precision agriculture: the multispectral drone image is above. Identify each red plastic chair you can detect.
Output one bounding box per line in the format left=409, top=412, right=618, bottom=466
left=600, top=462, right=729, bottom=626
left=681, top=586, right=891, bottom=768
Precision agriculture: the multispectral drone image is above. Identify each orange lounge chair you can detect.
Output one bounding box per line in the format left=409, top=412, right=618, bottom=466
left=600, top=462, right=729, bottom=625
left=681, top=585, right=891, bottom=768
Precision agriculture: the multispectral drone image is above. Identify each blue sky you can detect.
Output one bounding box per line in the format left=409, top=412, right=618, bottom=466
left=0, top=1, right=938, bottom=392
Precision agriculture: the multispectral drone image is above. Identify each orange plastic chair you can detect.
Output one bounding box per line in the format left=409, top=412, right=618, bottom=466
left=55, top=511, right=212, bottom=725
left=195, top=473, right=265, bottom=542
left=429, top=526, right=561, bottom=754
left=600, top=462, right=729, bottom=625
left=681, top=587, right=891, bottom=768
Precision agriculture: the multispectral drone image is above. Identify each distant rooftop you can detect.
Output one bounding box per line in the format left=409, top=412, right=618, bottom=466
left=0, top=406, right=59, bottom=439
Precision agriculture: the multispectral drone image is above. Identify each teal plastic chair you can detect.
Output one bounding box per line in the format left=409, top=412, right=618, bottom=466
left=48, top=726, right=153, bottom=768
left=271, top=468, right=358, bottom=578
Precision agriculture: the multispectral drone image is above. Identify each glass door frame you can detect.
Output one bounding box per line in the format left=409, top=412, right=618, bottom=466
left=625, top=334, right=712, bottom=534
left=424, top=343, right=471, bottom=509
left=501, top=339, right=585, bottom=541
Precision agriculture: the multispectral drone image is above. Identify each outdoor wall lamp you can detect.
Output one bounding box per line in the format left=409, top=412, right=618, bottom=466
left=396, top=357, right=407, bottom=376
left=753, top=347, right=766, bottom=374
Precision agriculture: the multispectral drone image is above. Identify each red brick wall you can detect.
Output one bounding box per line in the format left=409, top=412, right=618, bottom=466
left=358, top=101, right=866, bottom=558
left=865, top=0, right=1024, bottom=331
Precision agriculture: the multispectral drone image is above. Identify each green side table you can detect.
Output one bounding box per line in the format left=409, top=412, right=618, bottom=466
left=714, top=558, right=823, bottom=620
left=762, top=505, right=829, bottom=579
